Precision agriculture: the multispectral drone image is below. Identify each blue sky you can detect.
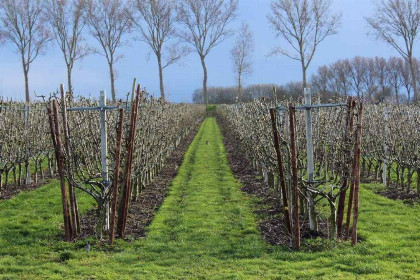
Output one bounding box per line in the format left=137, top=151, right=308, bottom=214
left=1, top=0, right=418, bottom=102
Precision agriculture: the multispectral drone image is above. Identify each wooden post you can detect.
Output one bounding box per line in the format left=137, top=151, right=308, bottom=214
left=49, top=100, right=72, bottom=241
left=109, top=108, right=124, bottom=246
left=289, top=104, right=300, bottom=250
left=351, top=103, right=363, bottom=246
left=117, top=85, right=141, bottom=238
left=60, top=84, right=80, bottom=236
left=269, top=108, right=292, bottom=235
left=336, top=97, right=355, bottom=238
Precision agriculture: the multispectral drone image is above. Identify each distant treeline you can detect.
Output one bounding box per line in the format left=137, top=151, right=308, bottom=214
left=193, top=56, right=418, bottom=104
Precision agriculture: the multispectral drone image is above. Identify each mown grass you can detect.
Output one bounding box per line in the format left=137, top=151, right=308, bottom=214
left=0, top=117, right=418, bottom=279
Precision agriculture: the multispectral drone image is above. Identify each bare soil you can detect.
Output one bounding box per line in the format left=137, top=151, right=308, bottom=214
left=376, top=189, right=420, bottom=205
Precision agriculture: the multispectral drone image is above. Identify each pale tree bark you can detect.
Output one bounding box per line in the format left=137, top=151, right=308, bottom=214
left=231, top=22, right=254, bottom=103
left=45, top=0, right=90, bottom=98
left=86, top=0, right=132, bottom=103
left=366, top=0, right=420, bottom=104
left=200, top=55, right=208, bottom=104
left=0, top=0, right=50, bottom=103
left=177, top=0, right=238, bottom=105
left=131, top=0, right=189, bottom=101
left=268, top=0, right=341, bottom=232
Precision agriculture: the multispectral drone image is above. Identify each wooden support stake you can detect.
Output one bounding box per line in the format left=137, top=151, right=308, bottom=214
left=269, top=108, right=292, bottom=235
left=109, top=108, right=125, bottom=246
left=351, top=103, right=363, bottom=246
left=289, top=104, right=300, bottom=250
left=60, top=84, right=80, bottom=236
left=336, top=97, right=355, bottom=239
left=49, top=100, right=72, bottom=241
left=117, top=85, right=141, bottom=238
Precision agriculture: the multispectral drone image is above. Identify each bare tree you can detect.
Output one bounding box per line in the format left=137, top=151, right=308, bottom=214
left=311, top=65, right=330, bottom=98
left=231, top=22, right=254, bottom=103
left=373, top=56, right=391, bottom=101
left=131, top=0, right=188, bottom=101
left=400, top=58, right=414, bottom=104
left=177, top=0, right=238, bottom=104
left=268, top=0, right=341, bottom=87
left=349, top=56, right=365, bottom=98
left=331, top=59, right=351, bottom=97
left=46, top=0, right=89, bottom=96
left=366, top=0, right=420, bottom=104
left=86, top=0, right=132, bottom=103
left=361, top=57, right=377, bottom=101
left=0, top=0, right=50, bottom=102
left=387, top=57, right=403, bottom=104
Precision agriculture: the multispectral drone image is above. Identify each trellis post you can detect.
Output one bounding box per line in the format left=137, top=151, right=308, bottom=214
left=24, top=104, right=32, bottom=184
left=99, top=91, right=110, bottom=230
left=383, top=108, right=388, bottom=187
left=304, top=88, right=317, bottom=231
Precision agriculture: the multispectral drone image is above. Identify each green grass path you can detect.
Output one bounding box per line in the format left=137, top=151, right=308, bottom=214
left=0, top=117, right=419, bottom=279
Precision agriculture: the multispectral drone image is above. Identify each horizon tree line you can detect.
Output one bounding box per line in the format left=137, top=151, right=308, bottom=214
left=193, top=55, right=418, bottom=104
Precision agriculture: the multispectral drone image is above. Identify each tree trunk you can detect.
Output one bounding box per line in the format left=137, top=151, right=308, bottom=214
left=408, top=56, right=418, bottom=104
left=329, top=200, right=336, bottom=240
left=96, top=200, right=106, bottom=240
left=406, top=169, right=413, bottom=194
left=24, top=69, right=30, bottom=103
left=67, top=65, right=73, bottom=98
left=157, top=55, right=165, bottom=100
left=109, top=63, right=116, bottom=103
left=302, top=63, right=307, bottom=88
left=0, top=172, right=3, bottom=194
left=238, top=72, right=242, bottom=103
left=200, top=56, right=208, bottom=105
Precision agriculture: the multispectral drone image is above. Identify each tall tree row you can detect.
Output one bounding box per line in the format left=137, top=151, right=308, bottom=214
left=311, top=56, right=420, bottom=104
left=366, top=0, right=420, bottom=104
left=0, top=0, right=50, bottom=103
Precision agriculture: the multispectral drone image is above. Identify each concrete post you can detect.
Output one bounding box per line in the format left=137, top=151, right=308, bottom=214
left=100, top=91, right=109, bottom=230
left=304, top=88, right=317, bottom=231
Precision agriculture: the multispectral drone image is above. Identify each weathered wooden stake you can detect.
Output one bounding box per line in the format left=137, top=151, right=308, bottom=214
left=269, top=108, right=292, bottom=235
left=336, top=97, right=355, bottom=238
left=60, top=84, right=80, bottom=236
left=109, top=108, right=124, bottom=246
left=49, top=100, right=72, bottom=241
left=351, top=103, right=363, bottom=246
left=117, top=85, right=141, bottom=238
left=289, top=104, right=300, bottom=250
